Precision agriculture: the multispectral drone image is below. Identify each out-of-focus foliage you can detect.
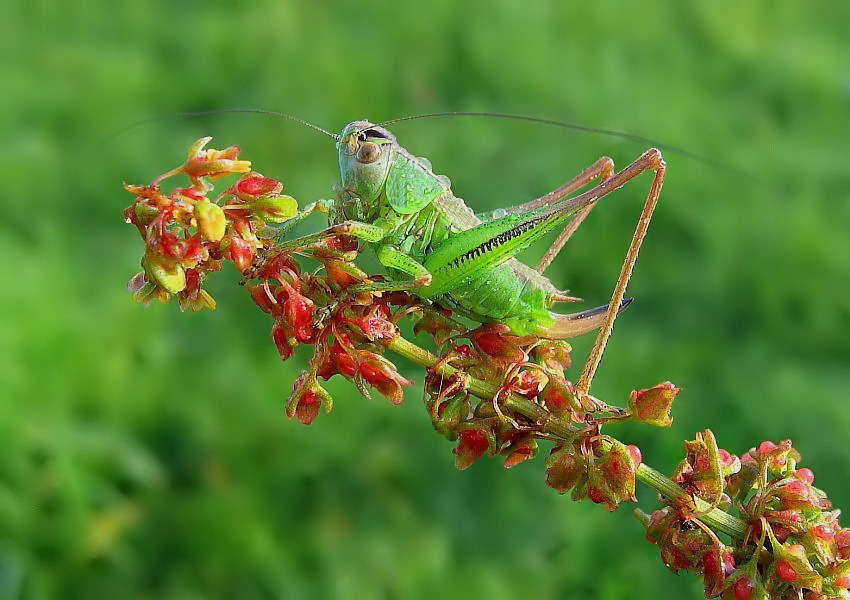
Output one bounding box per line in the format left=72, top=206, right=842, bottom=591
left=2, top=1, right=848, bottom=598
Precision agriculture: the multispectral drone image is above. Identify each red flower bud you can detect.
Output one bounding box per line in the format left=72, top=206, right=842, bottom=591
left=358, top=357, right=413, bottom=405
left=348, top=305, right=397, bottom=342
left=795, top=468, right=815, bottom=485
left=776, top=558, right=798, bottom=582
left=627, top=444, right=642, bottom=467
left=235, top=174, right=283, bottom=199
left=285, top=293, right=315, bottom=344
left=182, top=137, right=251, bottom=180
left=454, top=428, right=490, bottom=470
left=271, top=322, right=292, bottom=361
left=248, top=283, right=276, bottom=314
left=732, top=575, right=756, bottom=600
left=229, top=234, right=255, bottom=273
left=467, top=323, right=531, bottom=365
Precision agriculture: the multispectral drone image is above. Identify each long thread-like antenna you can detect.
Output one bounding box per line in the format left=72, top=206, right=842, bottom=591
left=103, top=108, right=338, bottom=144
left=377, top=111, right=750, bottom=179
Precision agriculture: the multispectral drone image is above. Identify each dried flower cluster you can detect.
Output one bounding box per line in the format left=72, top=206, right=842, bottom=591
left=124, top=138, right=847, bottom=599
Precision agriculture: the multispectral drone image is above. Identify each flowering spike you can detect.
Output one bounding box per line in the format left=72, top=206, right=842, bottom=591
left=125, top=136, right=850, bottom=600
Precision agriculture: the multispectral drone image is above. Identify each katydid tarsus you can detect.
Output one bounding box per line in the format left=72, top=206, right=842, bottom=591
left=269, top=115, right=667, bottom=403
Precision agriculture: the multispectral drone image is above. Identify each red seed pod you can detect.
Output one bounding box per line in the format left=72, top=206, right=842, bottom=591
left=501, top=433, right=538, bottom=468
left=454, top=428, right=491, bottom=470
left=285, top=293, right=315, bottom=344
left=776, top=558, right=798, bottom=582
left=628, top=381, right=679, bottom=427
left=811, top=524, right=834, bottom=542
left=627, top=444, right=643, bottom=467
left=329, top=344, right=357, bottom=378
left=358, top=355, right=413, bottom=405
left=183, top=233, right=207, bottom=264
left=294, top=388, right=321, bottom=425
left=248, top=283, right=276, bottom=314
left=234, top=174, right=283, bottom=199
left=545, top=442, right=589, bottom=495
left=836, top=529, right=850, bottom=560
left=230, top=235, right=256, bottom=273
left=271, top=322, right=293, bottom=361
left=285, top=371, right=333, bottom=425
left=795, top=468, right=815, bottom=485
left=732, top=575, right=756, bottom=600
left=467, top=323, right=530, bottom=365
left=158, top=230, right=186, bottom=259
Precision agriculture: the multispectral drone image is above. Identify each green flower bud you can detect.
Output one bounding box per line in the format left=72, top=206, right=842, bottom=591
left=145, top=255, right=186, bottom=294
left=251, top=194, right=298, bottom=223
left=194, top=199, right=226, bottom=242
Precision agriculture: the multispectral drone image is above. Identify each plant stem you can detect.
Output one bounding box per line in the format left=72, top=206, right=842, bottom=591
left=387, top=335, right=748, bottom=540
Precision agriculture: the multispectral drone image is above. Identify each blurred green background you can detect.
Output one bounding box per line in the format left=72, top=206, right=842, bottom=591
left=3, top=1, right=849, bottom=598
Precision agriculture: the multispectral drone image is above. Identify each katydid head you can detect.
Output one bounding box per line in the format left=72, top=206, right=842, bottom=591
left=337, top=121, right=396, bottom=214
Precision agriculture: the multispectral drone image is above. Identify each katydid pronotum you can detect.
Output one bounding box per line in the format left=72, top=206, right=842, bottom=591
left=269, top=116, right=666, bottom=404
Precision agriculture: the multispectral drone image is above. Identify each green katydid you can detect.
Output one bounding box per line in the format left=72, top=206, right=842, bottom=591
left=270, top=115, right=666, bottom=401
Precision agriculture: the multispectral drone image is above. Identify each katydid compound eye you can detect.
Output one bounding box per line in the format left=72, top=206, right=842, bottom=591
left=356, top=141, right=381, bottom=164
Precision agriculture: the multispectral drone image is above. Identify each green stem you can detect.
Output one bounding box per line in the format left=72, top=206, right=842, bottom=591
left=387, top=335, right=749, bottom=541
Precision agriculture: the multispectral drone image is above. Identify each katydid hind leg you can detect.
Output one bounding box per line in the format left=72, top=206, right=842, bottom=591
left=572, top=148, right=667, bottom=401
left=474, top=157, right=616, bottom=276
left=530, top=157, right=616, bottom=274
left=421, top=158, right=628, bottom=299
left=495, top=156, right=615, bottom=217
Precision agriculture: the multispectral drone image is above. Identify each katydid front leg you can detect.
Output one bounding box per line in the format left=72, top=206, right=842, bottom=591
left=274, top=217, right=435, bottom=295
left=344, top=246, right=433, bottom=295
left=273, top=219, right=386, bottom=254
left=474, top=157, right=615, bottom=276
